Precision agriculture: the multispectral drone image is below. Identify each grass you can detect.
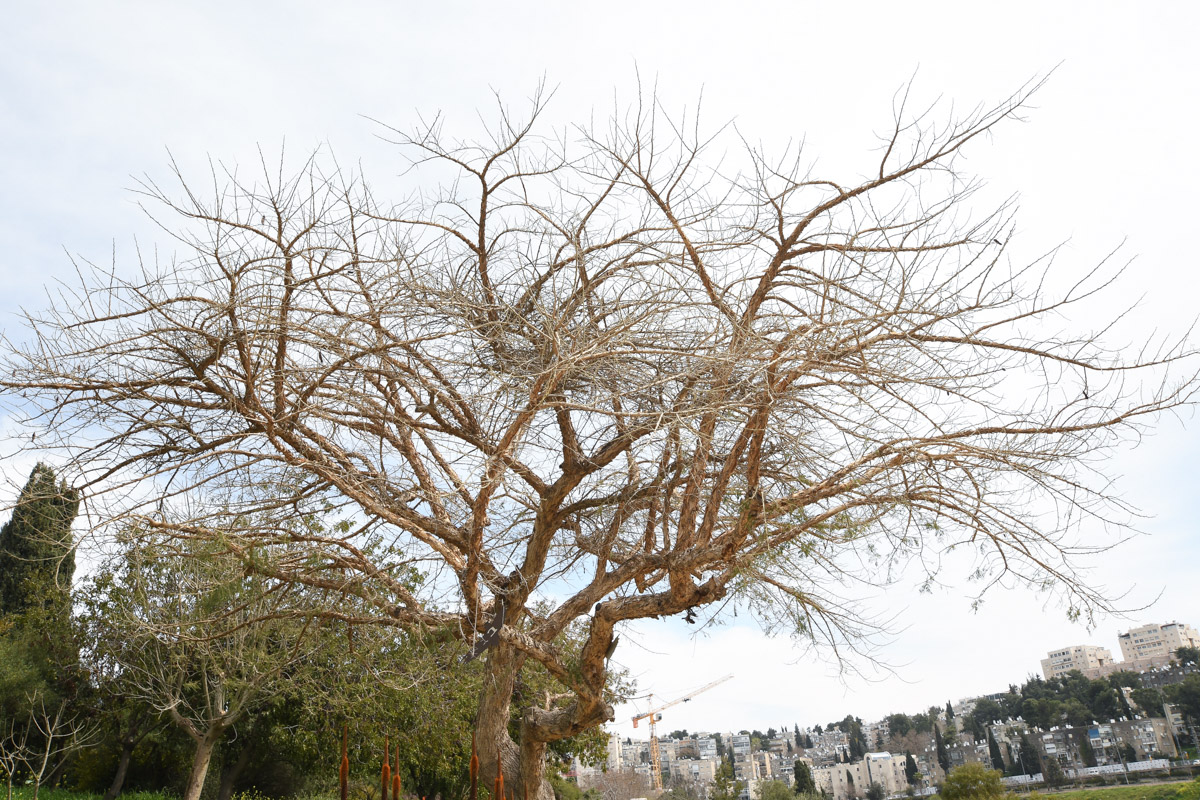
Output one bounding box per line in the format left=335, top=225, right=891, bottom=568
left=4, top=791, right=174, bottom=800
left=1032, top=778, right=1200, bottom=800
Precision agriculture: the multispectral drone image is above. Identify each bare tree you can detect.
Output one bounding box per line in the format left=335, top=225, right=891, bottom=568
left=3, top=80, right=1196, bottom=800
left=0, top=690, right=97, bottom=800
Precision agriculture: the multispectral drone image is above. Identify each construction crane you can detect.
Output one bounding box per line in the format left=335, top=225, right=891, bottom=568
left=631, top=674, right=733, bottom=790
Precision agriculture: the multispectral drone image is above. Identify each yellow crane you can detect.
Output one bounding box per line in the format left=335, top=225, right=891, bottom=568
left=631, top=674, right=733, bottom=790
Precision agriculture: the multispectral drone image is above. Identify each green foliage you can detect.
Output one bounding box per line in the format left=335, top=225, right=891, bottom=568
left=1166, top=674, right=1200, bottom=729
left=1045, top=779, right=1200, bottom=800
left=710, top=758, right=743, bottom=800
left=938, top=763, right=1003, bottom=800
left=1041, top=757, right=1066, bottom=788
left=865, top=783, right=885, bottom=800
left=759, top=781, right=794, bottom=800
left=0, top=464, right=79, bottom=616
left=904, top=752, right=919, bottom=785
left=934, top=726, right=950, bottom=775
left=794, top=760, right=816, bottom=794
left=986, top=730, right=1004, bottom=772
left=1175, top=647, right=1200, bottom=667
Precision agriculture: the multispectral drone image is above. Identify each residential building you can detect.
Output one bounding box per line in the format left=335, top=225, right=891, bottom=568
left=1040, top=645, right=1114, bottom=680
left=1118, top=622, right=1200, bottom=662
left=670, top=757, right=719, bottom=788
left=814, top=753, right=908, bottom=800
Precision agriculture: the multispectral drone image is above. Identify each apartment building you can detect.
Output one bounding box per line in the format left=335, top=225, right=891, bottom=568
left=670, top=758, right=719, bottom=786
left=1118, top=622, right=1200, bottom=662
left=1040, top=645, right=1114, bottom=680
left=814, top=753, right=908, bottom=800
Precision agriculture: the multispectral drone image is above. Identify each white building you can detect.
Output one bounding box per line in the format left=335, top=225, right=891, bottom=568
left=1118, top=622, right=1200, bottom=662
left=1040, top=645, right=1114, bottom=680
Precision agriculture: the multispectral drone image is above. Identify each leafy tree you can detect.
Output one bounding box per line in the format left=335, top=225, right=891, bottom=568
left=864, top=783, right=885, bottom=800
left=1165, top=673, right=1200, bottom=733
left=1175, top=646, right=1200, bottom=667
left=1017, top=734, right=1041, bottom=776
left=760, top=781, right=793, bottom=800
left=793, top=760, right=816, bottom=794
left=711, top=758, right=743, bottom=800
left=886, top=714, right=913, bottom=739
left=1077, top=734, right=1097, bottom=768
left=7, top=82, right=1195, bottom=800
left=1131, top=687, right=1167, bottom=716
left=1042, top=757, right=1066, bottom=787
left=939, top=763, right=1003, bottom=800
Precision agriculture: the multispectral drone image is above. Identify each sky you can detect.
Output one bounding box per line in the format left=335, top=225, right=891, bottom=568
left=2, top=1, right=1198, bottom=739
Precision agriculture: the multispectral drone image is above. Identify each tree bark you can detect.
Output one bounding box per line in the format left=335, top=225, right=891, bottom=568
left=182, top=728, right=223, bottom=800
left=102, top=740, right=135, bottom=800
left=474, top=645, right=556, bottom=800
left=217, top=736, right=257, bottom=800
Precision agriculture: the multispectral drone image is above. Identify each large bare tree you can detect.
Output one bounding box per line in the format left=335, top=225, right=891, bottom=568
left=3, top=80, right=1195, bottom=799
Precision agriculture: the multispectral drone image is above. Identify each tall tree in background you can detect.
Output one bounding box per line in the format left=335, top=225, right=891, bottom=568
left=0, top=463, right=82, bottom=729
left=986, top=730, right=1004, bottom=772
left=0, top=463, right=79, bottom=615
left=904, top=752, right=919, bottom=785
left=934, top=726, right=950, bottom=776
left=793, top=760, right=816, bottom=795
left=5, top=80, right=1198, bottom=800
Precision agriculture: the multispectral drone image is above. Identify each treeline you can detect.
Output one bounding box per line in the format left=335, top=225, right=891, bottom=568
left=0, top=464, right=619, bottom=800
left=883, top=665, right=1200, bottom=745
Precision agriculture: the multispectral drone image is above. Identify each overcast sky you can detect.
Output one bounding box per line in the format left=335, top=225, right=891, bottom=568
left=3, top=1, right=1198, bottom=738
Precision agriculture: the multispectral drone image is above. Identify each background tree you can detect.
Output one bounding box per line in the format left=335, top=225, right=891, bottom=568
left=759, top=781, right=794, bottom=800
left=0, top=464, right=86, bottom=790
left=904, top=752, right=919, bottom=785
left=5, top=81, right=1197, bottom=800
left=985, top=730, right=1004, bottom=772
left=1016, top=734, right=1041, bottom=776
left=87, top=534, right=333, bottom=800
left=0, top=464, right=79, bottom=616
left=1041, top=757, right=1066, bottom=788
left=1174, top=646, right=1200, bottom=667
left=934, top=726, right=950, bottom=776
left=710, top=759, right=743, bottom=800
left=793, top=760, right=816, bottom=794
left=939, top=763, right=1003, bottom=800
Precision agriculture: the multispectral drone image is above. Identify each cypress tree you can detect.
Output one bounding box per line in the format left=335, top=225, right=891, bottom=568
left=987, top=729, right=1005, bottom=772
left=0, top=463, right=79, bottom=615
left=904, top=752, right=919, bottom=785
left=934, top=725, right=950, bottom=775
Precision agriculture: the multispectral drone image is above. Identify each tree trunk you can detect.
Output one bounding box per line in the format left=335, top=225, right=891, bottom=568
left=182, top=728, right=223, bottom=800
left=475, top=645, right=555, bottom=800
left=217, top=737, right=257, bottom=800
left=102, top=740, right=135, bottom=800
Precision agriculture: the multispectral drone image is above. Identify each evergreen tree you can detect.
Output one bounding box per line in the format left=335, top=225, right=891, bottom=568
left=1017, top=734, right=1040, bottom=776
left=904, top=752, right=919, bottom=785
left=945, top=701, right=954, bottom=720
left=793, top=760, right=816, bottom=795
left=0, top=463, right=80, bottom=615
left=934, top=726, right=950, bottom=775
left=986, top=730, right=1004, bottom=772
left=711, top=758, right=742, bottom=800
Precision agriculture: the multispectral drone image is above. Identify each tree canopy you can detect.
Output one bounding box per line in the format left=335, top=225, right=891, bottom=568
left=4, top=80, right=1197, bottom=799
